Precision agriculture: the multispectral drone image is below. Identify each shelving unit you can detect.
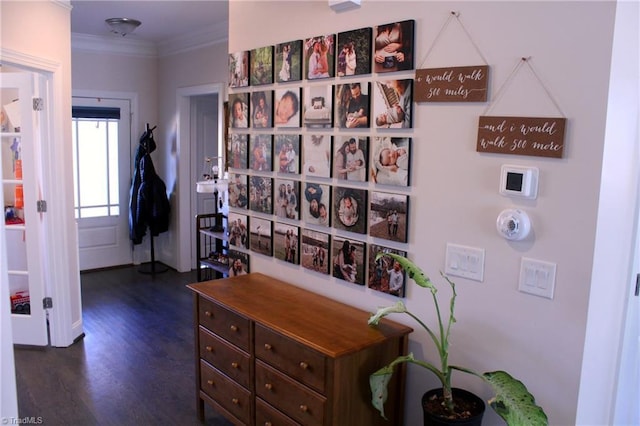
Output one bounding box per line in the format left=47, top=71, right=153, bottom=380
left=196, top=213, right=229, bottom=282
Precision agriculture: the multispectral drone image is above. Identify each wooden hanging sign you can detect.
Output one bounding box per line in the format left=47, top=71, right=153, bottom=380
left=476, top=116, right=566, bottom=158
left=414, top=65, right=489, bottom=102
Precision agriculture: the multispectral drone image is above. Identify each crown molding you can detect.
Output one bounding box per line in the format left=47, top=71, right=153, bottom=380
left=71, top=20, right=227, bottom=58
left=157, top=23, right=228, bottom=57
left=71, top=33, right=158, bottom=58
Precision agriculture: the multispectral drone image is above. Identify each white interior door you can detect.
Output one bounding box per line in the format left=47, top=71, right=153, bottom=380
left=72, top=97, right=132, bottom=270
left=1, top=72, right=48, bottom=345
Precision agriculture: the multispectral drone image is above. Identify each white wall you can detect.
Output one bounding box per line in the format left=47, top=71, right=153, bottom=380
left=227, top=1, right=628, bottom=425
left=157, top=43, right=228, bottom=270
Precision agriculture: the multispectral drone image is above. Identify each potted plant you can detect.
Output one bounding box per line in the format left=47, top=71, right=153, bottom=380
left=368, top=253, right=548, bottom=425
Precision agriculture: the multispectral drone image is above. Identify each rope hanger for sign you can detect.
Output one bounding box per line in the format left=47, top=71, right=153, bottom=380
left=483, top=57, right=566, bottom=117
left=418, top=11, right=489, bottom=68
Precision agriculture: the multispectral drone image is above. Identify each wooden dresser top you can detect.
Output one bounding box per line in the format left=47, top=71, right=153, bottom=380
left=187, top=273, right=412, bottom=358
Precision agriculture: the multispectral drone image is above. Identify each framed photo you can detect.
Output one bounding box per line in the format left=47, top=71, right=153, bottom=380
left=274, top=222, right=299, bottom=264
left=334, top=82, right=370, bottom=128
left=275, top=134, right=300, bottom=174
left=228, top=51, right=249, bottom=88
left=275, top=40, right=302, bottom=83
left=249, top=216, right=272, bottom=257
left=228, top=212, right=249, bottom=249
left=229, top=92, right=249, bottom=129
left=249, top=176, right=273, bottom=214
left=304, top=34, right=335, bottom=80
left=302, top=134, right=332, bottom=178
left=333, top=136, right=368, bottom=182
left=302, top=182, right=330, bottom=227
left=370, top=137, right=411, bottom=186
left=368, top=191, right=409, bottom=243
left=251, top=90, right=273, bottom=128
left=333, top=186, right=368, bottom=234
left=332, top=236, right=366, bottom=286
left=373, top=20, right=415, bottom=73
left=303, top=85, right=333, bottom=128
left=228, top=249, right=250, bottom=277
left=274, top=178, right=300, bottom=220
left=228, top=173, right=249, bottom=209
left=274, top=88, right=301, bottom=127
left=373, top=79, right=413, bottom=129
left=228, top=134, right=249, bottom=170
left=367, top=245, right=407, bottom=297
left=301, top=229, right=330, bottom=275
left=250, top=46, right=273, bottom=86
left=337, top=27, right=372, bottom=77
left=249, top=134, right=273, bottom=172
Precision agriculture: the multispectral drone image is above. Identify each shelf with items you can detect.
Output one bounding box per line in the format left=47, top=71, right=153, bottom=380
left=196, top=213, right=229, bottom=282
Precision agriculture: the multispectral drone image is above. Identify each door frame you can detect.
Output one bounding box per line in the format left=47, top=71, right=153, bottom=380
left=176, top=83, right=224, bottom=273
left=1, top=47, right=83, bottom=347
left=71, top=93, right=136, bottom=270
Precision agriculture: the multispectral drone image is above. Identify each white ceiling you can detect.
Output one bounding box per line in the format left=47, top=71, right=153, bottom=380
left=70, top=0, right=228, bottom=44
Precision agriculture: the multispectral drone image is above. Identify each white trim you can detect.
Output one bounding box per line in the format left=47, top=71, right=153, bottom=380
left=71, top=20, right=227, bottom=58
left=176, top=83, right=225, bottom=273
left=71, top=33, right=157, bottom=58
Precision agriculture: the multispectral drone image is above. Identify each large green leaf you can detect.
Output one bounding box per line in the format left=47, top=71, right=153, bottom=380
left=376, top=253, right=435, bottom=292
left=483, top=371, right=548, bottom=426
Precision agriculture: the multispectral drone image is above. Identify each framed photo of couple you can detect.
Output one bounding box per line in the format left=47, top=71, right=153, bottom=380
left=275, top=40, right=302, bottom=83
left=273, top=222, right=299, bottom=265
left=301, top=229, right=330, bottom=275
left=304, top=34, right=335, bottom=80
left=332, top=236, right=366, bottom=286
left=367, top=245, right=407, bottom=297
left=368, top=191, right=409, bottom=243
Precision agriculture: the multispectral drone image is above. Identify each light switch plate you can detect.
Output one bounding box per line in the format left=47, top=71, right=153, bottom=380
left=445, top=243, right=485, bottom=282
left=519, top=257, right=556, bottom=299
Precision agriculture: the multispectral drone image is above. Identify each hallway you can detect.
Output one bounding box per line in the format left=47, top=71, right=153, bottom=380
left=14, top=266, right=231, bottom=425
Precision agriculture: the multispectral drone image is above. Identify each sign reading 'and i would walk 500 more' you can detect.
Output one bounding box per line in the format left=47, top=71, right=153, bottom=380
left=415, top=65, right=489, bottom=102
left=476, top=116, right=566, bottom=158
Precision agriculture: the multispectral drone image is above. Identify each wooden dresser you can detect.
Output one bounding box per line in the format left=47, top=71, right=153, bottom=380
left=187, top=273, right=413, bottom=426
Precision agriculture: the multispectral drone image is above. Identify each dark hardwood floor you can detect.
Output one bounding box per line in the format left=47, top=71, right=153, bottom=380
left=13, top=265, right=233, bottom=426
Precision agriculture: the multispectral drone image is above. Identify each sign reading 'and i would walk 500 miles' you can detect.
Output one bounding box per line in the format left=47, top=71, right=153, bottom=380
left=476, top=116, right=567, bottom=158
left=415, top=65, right=489, bottom=102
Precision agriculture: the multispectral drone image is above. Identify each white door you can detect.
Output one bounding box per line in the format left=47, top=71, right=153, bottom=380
left=72, top=97, right=132, bottom=270
left=1, top=72, right=48, bottom=345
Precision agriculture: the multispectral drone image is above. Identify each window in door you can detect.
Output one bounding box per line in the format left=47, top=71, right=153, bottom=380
left=71, top=107, right=121, bottom=219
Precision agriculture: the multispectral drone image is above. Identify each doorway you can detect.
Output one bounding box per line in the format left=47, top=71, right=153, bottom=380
left=72, top=96, right=133, bottom=270
left=175, top=84, right=224, bottom=273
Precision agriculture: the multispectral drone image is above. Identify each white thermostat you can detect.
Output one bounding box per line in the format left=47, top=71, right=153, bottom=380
left=499, top=165, right=539, bottom=199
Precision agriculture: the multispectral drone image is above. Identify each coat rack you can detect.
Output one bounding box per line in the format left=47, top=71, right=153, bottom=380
left=132, top=123, right=170, bottom=275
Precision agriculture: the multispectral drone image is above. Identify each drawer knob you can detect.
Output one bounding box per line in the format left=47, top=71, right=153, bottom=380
left=206, top=380, right=214, bottom=386
left=264, top=343, right=272, bottom=351
left=265, top=423, right=273, bottom=426
left=204, top=311, right=212, bottom=317
left=232, top=398, right=239, bottom=405
left=205, top=346, right=213, bottom=352
left=299, top=361, right=309, bottom=370
left=230, top=324, right=238, bottom=332
left=299, top=404, right=308, bottom=413
left=264, top=383, right=273, bottom=391
left=231, top=362, right=239, bottom=369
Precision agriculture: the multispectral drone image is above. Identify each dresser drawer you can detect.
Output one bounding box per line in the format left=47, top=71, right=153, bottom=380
left=199, top=295, right=250, bottom=352
left=256, top=398, right=300, bottom=426
left=255, top=324, right=326, bottom=393
left=256, top=360, right=326, bottom=426
left=199, top=326, right=251, bottom=389
left=200, top=360, right=252, bottom=424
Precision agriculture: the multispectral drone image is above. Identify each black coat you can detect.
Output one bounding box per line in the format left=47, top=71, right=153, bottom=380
left=129, top=129, right=170, bottom=245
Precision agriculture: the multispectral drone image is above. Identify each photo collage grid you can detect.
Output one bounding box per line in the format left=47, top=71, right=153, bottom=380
left=226, top=20, right=415, bottom=298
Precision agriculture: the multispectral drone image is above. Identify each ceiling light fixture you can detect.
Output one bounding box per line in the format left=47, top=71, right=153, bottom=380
left=105, top=18, right=142, bottom=37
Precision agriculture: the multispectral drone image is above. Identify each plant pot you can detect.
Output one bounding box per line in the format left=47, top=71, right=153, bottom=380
left=422, top=388, right=485, bottom=426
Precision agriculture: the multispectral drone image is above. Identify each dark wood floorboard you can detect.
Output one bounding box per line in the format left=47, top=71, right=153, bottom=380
left=13, top=265, right=233, bottom=426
